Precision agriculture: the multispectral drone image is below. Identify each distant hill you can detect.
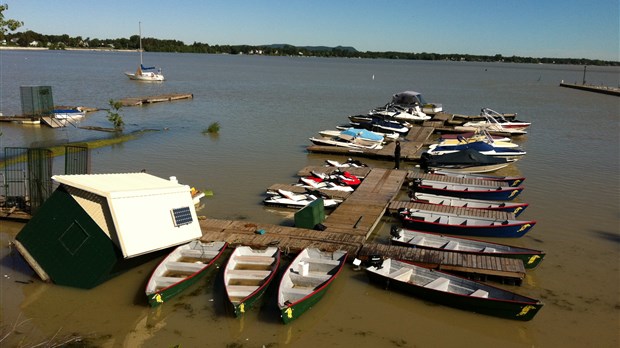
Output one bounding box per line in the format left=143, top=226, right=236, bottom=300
left=266, top=44, right=358, bottom=52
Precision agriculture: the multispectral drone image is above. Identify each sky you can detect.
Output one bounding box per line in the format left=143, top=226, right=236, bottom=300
left=4, top=0, right=619, bottom=61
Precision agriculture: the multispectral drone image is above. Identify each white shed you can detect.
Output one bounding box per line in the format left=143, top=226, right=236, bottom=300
left=51, top=172, right=202, bottom=258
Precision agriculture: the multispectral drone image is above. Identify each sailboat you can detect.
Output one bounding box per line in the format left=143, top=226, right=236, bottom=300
left=125, top=22, right=164, bottom=81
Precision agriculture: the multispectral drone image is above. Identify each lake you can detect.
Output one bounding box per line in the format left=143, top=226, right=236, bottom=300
left=0, top=49, right=618, bottom=347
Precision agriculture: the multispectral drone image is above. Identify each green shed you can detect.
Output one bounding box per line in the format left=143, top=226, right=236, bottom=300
left=14, top=173, right=203, bottom=289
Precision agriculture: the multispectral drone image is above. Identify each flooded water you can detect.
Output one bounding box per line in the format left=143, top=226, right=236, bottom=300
left=0, top=50, right=618, bottom=347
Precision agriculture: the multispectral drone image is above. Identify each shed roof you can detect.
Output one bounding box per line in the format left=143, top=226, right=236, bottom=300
left=52, top=173, right=202, bottom=258
left=52, top=172, right=186, bottom=198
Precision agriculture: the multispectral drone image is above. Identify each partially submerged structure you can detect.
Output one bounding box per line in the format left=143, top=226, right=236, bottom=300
left=14, top=173, right=202, bottom=289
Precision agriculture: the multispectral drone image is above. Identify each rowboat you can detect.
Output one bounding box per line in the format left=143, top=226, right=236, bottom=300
left=145, top=240, right=228, bottom=307
left=396, top=208, right=536, bottom=238
left=428, top=170, right=525, bottom=187
left=224, top=246, right=281, bottom=317
left=278, top=248, right=347, bottom=324
left=390, top=227, right=545, bottom=269
left=410, top=192, right=529, bottom=217
left=365, top=258, right=543, bottom=321
left=409, top=178, right=524, bottom=201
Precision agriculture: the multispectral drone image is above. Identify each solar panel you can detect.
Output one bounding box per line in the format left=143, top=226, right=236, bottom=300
left=171, top=206, right=193, bottom=227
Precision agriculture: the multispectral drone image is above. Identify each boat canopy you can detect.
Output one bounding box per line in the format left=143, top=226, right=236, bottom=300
left=341, top=128, right=383, bottom=141
left=141, top=64, right=158, bottom=70
left=423, top=149, right=509, bottom=166
left=392, top=91, right=428, bottom=106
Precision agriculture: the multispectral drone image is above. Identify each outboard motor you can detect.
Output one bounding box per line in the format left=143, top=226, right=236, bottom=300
left=367, top=255, right=383, bottom=269
left=390, top=225, right=402, bottom=239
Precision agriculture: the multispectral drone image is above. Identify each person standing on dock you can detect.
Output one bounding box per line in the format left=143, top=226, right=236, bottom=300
left=394, top=141, right=401, bottom=169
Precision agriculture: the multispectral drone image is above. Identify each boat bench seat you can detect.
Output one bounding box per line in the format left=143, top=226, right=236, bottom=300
left=285, top=287, right=314, bottom=296
left=482, top=247, right=497, bottom=253
left=166, top=261, right=205, bottom=272
left=154, top=276, right=184, bottom=287
left=290, top=272, right=331, bottom=288
left=424, top=277, right=450, bottom=291
left=389, top=267, right=413, bottom=281
left=234, top=255, right=275, bottom=265
left=227, top=285, right=259, bottom=297
left=444, top=241, right=459, bottom=250
left=181, top=250, right=220, bottom=259
left=410, top=235, right=425, bottom=245
left=300, top=257, right=341, bottom=266
left=227, top=269, right=271, bottom=279
left=470, top=289, right=490, bottom=298
left=434, top=216, right=449, bottom=224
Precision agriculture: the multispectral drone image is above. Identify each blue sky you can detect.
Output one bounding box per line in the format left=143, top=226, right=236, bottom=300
left=5, top=0, right=619, bottom=61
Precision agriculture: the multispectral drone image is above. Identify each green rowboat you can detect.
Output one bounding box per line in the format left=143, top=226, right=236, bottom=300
left=278, top=248, right=347, bottom=324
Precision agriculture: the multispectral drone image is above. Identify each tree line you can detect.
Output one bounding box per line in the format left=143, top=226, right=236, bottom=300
left=3, top=29, right=618, bottom=66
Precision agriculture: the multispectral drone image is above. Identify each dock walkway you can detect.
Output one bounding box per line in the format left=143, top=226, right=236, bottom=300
left=119, top=93, right=194, bottom=107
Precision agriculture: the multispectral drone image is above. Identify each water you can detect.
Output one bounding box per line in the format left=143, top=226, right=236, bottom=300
left=1, top=50, right=619, bottom=347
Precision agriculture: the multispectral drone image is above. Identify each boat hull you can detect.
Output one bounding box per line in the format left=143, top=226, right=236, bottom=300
left=413, top=183, right=524, bottom=201
left=278, top=249, right=347, bottom=324
left=390, top=229, right=545, bottom=269
left=224, top=246, right=281, bottom=317
left=400, top=216, right=535, bottom=238
left=365, top=266, right=542, bottom=321
left=145, top=241, right=228, bottom=307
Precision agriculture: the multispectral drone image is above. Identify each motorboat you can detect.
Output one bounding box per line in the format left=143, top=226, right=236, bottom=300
left=348, top=115, right=410, bottom=135
left=388, top=90, right=443, bottom=115
left=310, top=128, right=384, bottom=150
left=420, top=149, right=516, bottom=174
left=318, top=128, right=386, bottom=146
left=457, top=108, right=530, bottom=135
left=426, top=141, right=526, bottom=159
left=53, top=108, right=86, bottom=121
left=335, top=125, right=400, bottom=140
left=125, top=22, right=164, bottom=82
left=371, top=104, right=431, bottom=122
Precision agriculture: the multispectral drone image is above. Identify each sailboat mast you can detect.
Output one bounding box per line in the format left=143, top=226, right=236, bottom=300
left=139, top=21, right=143, bottom=65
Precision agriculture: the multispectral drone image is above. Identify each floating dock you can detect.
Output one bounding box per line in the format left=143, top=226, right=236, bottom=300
left=559, top=82, right=620, bottom=96
left=199, top=167, right=528, bottom=283
left=119, top=93, right=194, bottom=107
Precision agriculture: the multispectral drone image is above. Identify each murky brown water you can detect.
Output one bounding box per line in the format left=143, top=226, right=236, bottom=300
left=1, top=51, right=619, bottom=347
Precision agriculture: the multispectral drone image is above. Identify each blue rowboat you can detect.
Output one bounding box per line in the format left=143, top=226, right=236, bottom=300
left=397, top=208, right=536, bottom=238
left=409, top=178, right=524, bottom=201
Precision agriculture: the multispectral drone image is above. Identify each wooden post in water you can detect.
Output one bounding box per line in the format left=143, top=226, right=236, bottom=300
left=582, top=65, right=587, bottom=85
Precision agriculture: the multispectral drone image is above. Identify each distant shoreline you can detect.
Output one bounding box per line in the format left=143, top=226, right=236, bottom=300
left=0, top=46, right=137, bottom=52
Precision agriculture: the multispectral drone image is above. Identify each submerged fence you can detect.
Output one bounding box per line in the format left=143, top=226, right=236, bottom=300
left=1, top=145, right=89, bottom=215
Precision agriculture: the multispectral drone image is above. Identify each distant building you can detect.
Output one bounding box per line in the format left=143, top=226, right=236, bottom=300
left=29, top=41, right=39, bottom=47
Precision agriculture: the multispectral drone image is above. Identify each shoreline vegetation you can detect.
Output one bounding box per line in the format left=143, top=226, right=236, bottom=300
left=2, top=34, right=617, bottom=66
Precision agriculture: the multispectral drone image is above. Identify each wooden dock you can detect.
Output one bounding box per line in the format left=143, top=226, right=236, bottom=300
left=119, top=93, right=194, bottom=107
left=559, top=82, right=620, bottom=96
left=200, top=167, right=528, bottom=283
